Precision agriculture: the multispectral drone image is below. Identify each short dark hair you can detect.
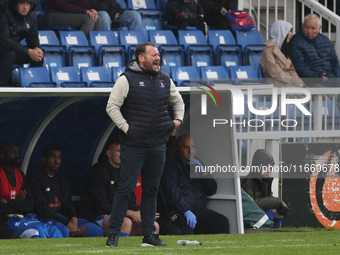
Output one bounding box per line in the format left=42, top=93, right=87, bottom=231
left=97, top=137, right=120, bottom=162
left=103, top=137, right=120, bottom=152
left=42, top=145, right=62, bottom=158
left=135, top=42, right=157, bottom=62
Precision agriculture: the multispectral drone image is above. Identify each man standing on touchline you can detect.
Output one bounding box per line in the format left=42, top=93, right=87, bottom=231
left=106, top=42, right=185, bottom=247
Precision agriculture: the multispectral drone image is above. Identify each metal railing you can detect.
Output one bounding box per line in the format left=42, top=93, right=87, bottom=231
left=235, top=86, right=340, bottom=166
left=239, top=0, right=340, bottom=56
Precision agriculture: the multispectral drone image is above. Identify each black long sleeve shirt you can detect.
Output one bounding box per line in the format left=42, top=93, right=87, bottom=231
left=28, top=167, right=77, bottom=226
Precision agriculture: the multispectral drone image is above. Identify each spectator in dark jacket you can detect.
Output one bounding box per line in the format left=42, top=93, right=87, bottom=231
left=89, top=0, right=143, bottom=30
left=168, top=0, right=207, bottom=36
left=161, top=135, right=229, bottom=234
left=28, top=145, right=104, bottom=238
left=200, top=0, right=238, bottom=30
left=0, top=0, right=43, bottom=87
left=242, top=149, right=288, bottom=228
left=290, top=14, right=340, bottom=84
left=43, top=0, right=102, bottom=37
left=82, top=137, right=159, bottom=237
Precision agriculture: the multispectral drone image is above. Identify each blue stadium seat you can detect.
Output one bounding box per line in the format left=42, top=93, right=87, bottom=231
left=208, top=30, right=236, bottom=52
left=112, top=66, right=126, bottom=82
left=160, top=65, right=171, bottom=76
left=39, top=30, right=67, bottom=72
left=19, top=67, right=56, bottom=87
left=235, top=30, right=265, bottom=67
left=170, top=66, right=201, bottom=86
left=177, top=30, right=213, bottom=67
left=41, top=47, right=67, bottom=72
left=51, top=66, right=87, bottom=87
left=218, top=45, right=243, bottom=67
left=200, top=66, right=229, bottom=84
left=208, top=30, right=243, bottom=67
left=148, top=30, right=177, bottom=46
left=117, top=0, right=127, bottom=9
left=119, top=30, right=148, bottom=60
left=148, top=30, right=185, bottom=67
left=247, top=45, right=265, bottom=68
left=38, top=30, right=59, bottom=45
left=100, top=47, right=127, bottom=68
left=177, top=30, right=207, bottom=52
left=160, top=47, right=185, bottom=67
left=229, top=65, right=261, bottom=85
left=59, top=31, right=95, bottom=69
left=89, top=31, right=119, bottom=55
left=127, top=0, right=157, bottom=9
left=88, top=31, right=126, bottom=67
left=126, top=0, right=162, bottom=30
left=59, top=30, right=92, bottom=52
left=81, top=67, right=114, bottom=87
left=234, top=30, right=264, bottom=50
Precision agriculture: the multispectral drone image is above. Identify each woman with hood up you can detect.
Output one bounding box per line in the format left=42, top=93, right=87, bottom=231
left=260, top=20, right=305, bottom=88
left=242, top=149, right=289, bottom=228
left=0, top=0, right=43, bottom=87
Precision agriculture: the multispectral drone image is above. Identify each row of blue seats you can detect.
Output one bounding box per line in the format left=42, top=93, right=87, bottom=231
left=163, top=65, right=262, bottom=86
left=36, top=29, right=265, bottom=73
left=19, top=65, right=263, bottom=87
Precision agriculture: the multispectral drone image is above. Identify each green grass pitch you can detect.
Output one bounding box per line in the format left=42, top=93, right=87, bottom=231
left=1, top=230, right=339, bottom=255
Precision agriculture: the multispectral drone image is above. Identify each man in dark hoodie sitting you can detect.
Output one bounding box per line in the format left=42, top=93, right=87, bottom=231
left=0, top=0, right=43, bottom=86
left=242, top=149, right=289, bottom=228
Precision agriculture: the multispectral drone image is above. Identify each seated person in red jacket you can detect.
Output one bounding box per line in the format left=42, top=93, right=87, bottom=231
left=28, top=145, right=104, bottom=237
left=82, top=137, right=159, bottom=237
left=161, top=135, right=229, bottom=234
left=0, top=142, right=28, bottom=239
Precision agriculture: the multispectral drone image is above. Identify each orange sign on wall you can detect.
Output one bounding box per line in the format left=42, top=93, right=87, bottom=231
left=281, top=143, right=340, bottom=228
left=309, top=150, right=340, bottom=229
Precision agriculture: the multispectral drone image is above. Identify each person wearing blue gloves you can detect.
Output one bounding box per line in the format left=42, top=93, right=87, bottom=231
left=161, top=135, right=229, bottom=234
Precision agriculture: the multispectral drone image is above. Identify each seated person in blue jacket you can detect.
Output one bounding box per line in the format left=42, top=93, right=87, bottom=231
left=81, top=137, right=159, bottom=237
left=161, top=135, right=229, bottom=234
left=241, top=149, right=288, bottom=228
left=28, top=145, right=104, bottom=238
left=0, top=142, right=62, bottom=239
left=0, top=0, right=44, bottom=87
left=290, top=14, right=340, bottom=85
